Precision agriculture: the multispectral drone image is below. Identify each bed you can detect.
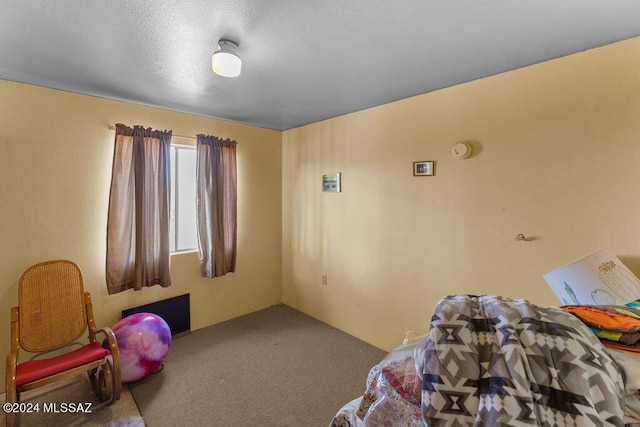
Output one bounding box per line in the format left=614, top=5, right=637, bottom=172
left=330, top=295, right=640, bottom=427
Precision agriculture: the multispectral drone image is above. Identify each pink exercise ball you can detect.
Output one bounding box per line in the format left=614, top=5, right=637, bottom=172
left=110, top=313, right=171, bottom=383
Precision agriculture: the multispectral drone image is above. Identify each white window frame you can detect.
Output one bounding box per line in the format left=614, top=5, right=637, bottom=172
left=170, top=144, right=198, bottom=254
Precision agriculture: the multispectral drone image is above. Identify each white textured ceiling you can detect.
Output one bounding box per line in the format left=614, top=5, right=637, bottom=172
left=1, top=1, right=639, bottom=130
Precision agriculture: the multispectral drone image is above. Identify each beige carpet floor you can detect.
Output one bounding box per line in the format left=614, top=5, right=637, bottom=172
left=2, top=304, right=389, bottom=426
left=129, top=304, right=388, bottom=427
left=1, top=375, right=143, bottom=427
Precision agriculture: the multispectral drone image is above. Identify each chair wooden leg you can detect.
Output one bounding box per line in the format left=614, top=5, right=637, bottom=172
left=108, top=356, right=121, bottom=404
left=5, top=392, right=19, bottom=427
left=88, top=360, right=120, bottom=404
left=6, top=353, right=19, bottom=427
left=88, top=367, right=108, bottom=402
left=6, top=412, right=19, bottom=427
left=100, top=361, right=113, bottom=403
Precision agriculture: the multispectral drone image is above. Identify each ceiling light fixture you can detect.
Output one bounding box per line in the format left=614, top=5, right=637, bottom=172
left=212, top=40, right=242, bottom=78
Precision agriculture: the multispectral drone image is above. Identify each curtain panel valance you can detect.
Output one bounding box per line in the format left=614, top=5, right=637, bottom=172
left=106, top=123, right=172, bottom=294
left=196, top=134, right=238, bottom=278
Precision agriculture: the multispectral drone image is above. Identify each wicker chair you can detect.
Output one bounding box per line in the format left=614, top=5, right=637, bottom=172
left=5, top=260, right=121, bottom=427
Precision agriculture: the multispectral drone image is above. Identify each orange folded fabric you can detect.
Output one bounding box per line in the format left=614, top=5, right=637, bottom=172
left=562, top=304, right=640, bottom=352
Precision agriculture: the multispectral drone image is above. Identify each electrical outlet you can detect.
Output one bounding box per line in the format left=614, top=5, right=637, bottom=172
left=321, top=275, right=328, bottom=285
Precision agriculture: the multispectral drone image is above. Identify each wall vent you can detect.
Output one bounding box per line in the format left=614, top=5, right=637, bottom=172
left=121, top=294, right=191, bottom=338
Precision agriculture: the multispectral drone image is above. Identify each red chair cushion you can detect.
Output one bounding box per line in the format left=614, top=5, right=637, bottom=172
left=16, top=342, right=109, bottom=387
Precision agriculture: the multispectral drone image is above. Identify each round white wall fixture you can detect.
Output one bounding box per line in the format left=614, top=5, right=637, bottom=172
left=452, top=141, right=472, bottom=159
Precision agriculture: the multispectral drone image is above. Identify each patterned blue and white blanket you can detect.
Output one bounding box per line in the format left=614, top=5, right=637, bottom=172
left=419, top=295, right=626, bottom=426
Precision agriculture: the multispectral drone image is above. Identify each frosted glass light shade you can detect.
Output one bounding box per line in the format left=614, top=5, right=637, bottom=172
left=212, top=40, right=242, bottom=78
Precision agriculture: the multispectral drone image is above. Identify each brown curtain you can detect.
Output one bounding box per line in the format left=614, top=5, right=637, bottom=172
left=196, top=135, right=237, bottom=277
left=106, top=124, right=172, bottom=294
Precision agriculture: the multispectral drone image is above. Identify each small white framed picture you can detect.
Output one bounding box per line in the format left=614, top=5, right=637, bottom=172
left=413, top=161, right=435, bottom=176
left=322, top=172, right=341, bottom=192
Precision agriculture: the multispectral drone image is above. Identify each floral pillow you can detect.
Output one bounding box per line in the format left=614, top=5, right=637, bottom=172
left=380, top=357, right=422, bottom=407
left=355, top=343, right=424, bottom=421
left=356, top=356, right=422, bottom=420
left=361, top=357, right=423, bottom=426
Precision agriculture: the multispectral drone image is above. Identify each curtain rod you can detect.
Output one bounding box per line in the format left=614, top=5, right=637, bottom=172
left=108, top=125, right=195, bottom=141
left=108, top=126, right=239, bottom=144
left=109, top=125, right=230, bottom=144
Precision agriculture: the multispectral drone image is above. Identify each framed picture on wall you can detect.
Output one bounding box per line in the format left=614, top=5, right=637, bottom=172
left=413, top=161, right=435, bottom=176
left=322, top=172, right=341, bottom=192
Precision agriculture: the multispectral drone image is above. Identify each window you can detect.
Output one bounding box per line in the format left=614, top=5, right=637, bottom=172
left=169, top=144, right=198, bottom=253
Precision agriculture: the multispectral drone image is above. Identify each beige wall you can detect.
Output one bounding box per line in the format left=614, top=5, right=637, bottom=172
left=0, top=81, right=282, bottom=381
left=2, top=36, right=640, bottom=383
left=282, top=37, right=640, bottom=352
